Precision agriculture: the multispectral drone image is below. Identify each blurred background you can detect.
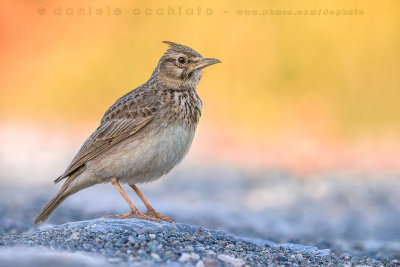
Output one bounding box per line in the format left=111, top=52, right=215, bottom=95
left=1, top=0, right=400, bottom=260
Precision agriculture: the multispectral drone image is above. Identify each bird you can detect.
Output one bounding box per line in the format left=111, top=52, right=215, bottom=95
left=34, top=41, right=221, bottom=224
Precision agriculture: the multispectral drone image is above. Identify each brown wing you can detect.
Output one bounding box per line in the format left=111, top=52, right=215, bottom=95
left=54, top=90, right=160, bottom=183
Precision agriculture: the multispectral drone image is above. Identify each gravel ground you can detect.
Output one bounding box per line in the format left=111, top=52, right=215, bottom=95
left=0, top=165, right=399, bottom=266
left=0, top=246, right=112, bottom=267
left=1, top=219, right=396, bottom=267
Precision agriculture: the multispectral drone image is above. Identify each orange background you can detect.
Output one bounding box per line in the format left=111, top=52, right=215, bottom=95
left=1, top=0, right=400, bottom=174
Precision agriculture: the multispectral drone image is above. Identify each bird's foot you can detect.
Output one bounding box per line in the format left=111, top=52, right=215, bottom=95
left=145, top=208, right=174, bottom=223
left=102, top=210, right=160, bottom=222
left=119, top=210, right=160, bottom=222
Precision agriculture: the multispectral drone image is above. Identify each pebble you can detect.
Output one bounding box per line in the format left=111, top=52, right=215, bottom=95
left=202, top=257, right=219, bottom=267
left=217, top=254, right=246, bottom=266
left=226, top=244, right=235, bottom=249
left=191, top=252, right=200, bottom=260
left=185, top=245, right=194, bottom=252
left=128, top=236, right=136, bottom=245
left=71, top=232, right=79, bottom=240
left=149, top=234, right=156, bottom=240
left=207, top=250, right=216, bottom=256
left=108, top=258, right=120, bottom=263
left=151, top=253, right=161, bottom=260
left=340, top=252, right=352, bottom=260
left=296, top=253, right=303, bottom=262
left=178, top=253, right=192, bottom=262
left=277, top=255, right=288, bottom=261
left=195, top=245, right=206, bottom=252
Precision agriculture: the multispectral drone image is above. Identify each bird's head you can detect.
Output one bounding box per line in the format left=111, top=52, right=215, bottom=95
left=152, top=41, right=221, bottom=90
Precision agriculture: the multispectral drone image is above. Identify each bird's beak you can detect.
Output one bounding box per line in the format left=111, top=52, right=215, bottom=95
left=192, top=58, right=221, bottom=70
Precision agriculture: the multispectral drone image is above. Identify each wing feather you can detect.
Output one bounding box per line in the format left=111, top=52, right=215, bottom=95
left=54, top=90, right=159, bottom=183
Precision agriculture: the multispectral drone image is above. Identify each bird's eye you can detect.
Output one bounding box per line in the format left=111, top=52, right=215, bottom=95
left=177, top=57, right=186, bottom=64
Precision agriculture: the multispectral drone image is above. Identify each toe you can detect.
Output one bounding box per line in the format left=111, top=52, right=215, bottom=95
left=136, top=213, right=160, bottom=222
left=146, top=210, right=174, bottom=223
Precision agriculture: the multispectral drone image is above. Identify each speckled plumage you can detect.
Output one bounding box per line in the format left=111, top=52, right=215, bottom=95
left=34, top=41, right=220, bottom=224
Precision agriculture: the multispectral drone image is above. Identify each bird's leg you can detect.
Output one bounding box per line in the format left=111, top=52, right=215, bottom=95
left=109, top=177, right=159, bottom=222
left=129, top=184, right=174, bottom=223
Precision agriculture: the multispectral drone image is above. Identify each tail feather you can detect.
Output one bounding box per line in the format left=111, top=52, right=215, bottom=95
left=33, top=192, right=68, bottom=224
left=34, top=175, right=76, bottom=224
left=53, top=175, right=64, bottom=184
left=35, top=166, right=89, bottom=224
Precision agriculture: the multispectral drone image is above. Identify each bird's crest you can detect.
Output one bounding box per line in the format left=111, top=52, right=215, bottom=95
left=162, top=41, right=202, bottom=57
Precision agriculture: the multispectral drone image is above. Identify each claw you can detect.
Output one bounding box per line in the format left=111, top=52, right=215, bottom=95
left=119, top=210, right=160, bottom=222
left=102, top=210, right=160, bottom=222
left=146, top=208, right=174, bottom=223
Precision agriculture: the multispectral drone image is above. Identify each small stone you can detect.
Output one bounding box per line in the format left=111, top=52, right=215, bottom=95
left=179, top=253, right=192, bottom=262
left=202, top=257, right=219, bottom=267
left=296, top=254, right=303, bottom=262
left=106, top=233, right=113, bottom=239
left=108, top=258, right=120, bottom=263
left=185, top=245, right=194, bottom=252
left=128, top=236, right=136, bottom=245
left=184, top=233, right=193, bottom=241
left=290, top=255, right=296, bottom=261
left=340, top=253, right=352, bottom=260
left=71, top=232, right=79, bottom=240
left=149, top=234, right=156, bottom=240
left=128, top=255, right=136, bottom=262
left=207, top=250, right=216, bottom=256
left=196, top=260, right=205, bottom=267
left=217, top=254, right=245, bottom=267
left=277, top=255, right=288, bottom=261
left=151, top=253, right=161, bottom=260
left=165, top=251, right=174, bottom=259
left=226, top=244, right=235, bottom=249
left=191, top=253, right=200, bottom=260
left=195, top=245, right=206, bottom=252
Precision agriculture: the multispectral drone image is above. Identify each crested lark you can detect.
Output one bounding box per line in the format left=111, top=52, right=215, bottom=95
left=34, top=41, right=220, bottom=224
